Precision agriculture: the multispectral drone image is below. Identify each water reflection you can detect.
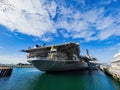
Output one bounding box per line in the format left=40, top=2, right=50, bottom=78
left=0, top=68, right=120, bottom=90
left=27, top=70, right=120, bottom=90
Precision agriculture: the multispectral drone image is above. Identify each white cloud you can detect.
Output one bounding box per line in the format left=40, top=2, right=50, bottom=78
left=0, top=54, right=27, bottom=64
left=96, top=22, right=120, bottom=40
left=82, top=8, right=104, bottom=23
left=59, top=30, right=70, bottom=38
left=96, top=16, right=114, bottom=30
left=0, top=0, right=120, bottom=42
left=99, top=0, right=113, bottom=5
left=41, top=36, right=53, bottom=42
left=72, top=30, right=94, bottom=39
left=44, top=0, right=57, bottom=18
left=0, top=0, right=56, bottom=40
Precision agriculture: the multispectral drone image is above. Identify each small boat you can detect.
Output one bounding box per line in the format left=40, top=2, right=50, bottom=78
left=22, top=42, right=96, bottom=72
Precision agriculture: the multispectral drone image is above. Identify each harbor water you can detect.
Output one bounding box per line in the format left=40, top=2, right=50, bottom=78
left=0, top=68, right=120, bottom=90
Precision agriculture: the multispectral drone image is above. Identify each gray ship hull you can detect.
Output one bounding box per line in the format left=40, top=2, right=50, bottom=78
left=22, top=42, right=96, bottom=72
left=28, top=59, right=89, bottom=71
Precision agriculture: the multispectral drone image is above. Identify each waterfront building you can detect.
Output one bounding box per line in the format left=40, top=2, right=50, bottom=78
left=111, top=52, right=120, bottom=69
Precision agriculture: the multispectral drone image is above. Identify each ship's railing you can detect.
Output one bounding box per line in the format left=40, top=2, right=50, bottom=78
left=27, top=57, right=50, bottom=61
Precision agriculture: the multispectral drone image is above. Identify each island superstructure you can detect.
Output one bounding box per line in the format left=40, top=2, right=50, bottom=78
left=22, top=42, right=97, bottom=72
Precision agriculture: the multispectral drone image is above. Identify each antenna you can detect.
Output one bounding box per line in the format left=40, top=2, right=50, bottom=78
left=86, top=49, right=89, bottom=56
left=86, top=49, right=91, bottom=59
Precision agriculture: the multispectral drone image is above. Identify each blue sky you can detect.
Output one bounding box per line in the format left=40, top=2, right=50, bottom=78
left=0, top=0, right=120, bottom=64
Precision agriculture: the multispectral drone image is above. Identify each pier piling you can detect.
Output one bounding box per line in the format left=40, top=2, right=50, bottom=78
left=0, top=66, right=13, bottom=77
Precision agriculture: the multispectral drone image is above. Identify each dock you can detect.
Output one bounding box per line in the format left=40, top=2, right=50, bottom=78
left=0, top=66, right=13, bottom=77
left=99, top=65, right=120, bottom=81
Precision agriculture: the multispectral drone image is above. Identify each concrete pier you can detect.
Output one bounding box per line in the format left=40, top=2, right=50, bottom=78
left=0, top=66, right=13, bottom=77
left=99, top=65, right=120, bottom=81
left=108, top=68, right=120, bottom=80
